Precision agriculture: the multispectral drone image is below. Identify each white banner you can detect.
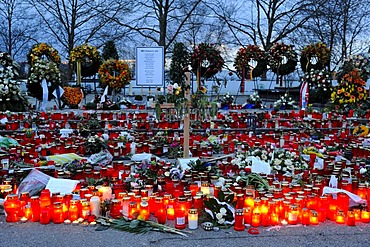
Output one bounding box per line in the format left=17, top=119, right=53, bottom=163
left=136, top=47, right=164, bottom=86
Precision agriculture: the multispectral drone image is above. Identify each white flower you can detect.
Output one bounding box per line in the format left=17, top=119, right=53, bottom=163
left=285, top=159, right=293, bottom=166
left=216, top=213, right=223, bottom=220
left=274, top=159, right=282, bottom=165
left=360, top=168, right=367, bottom=174
left=218, top=218, right=225, bottom=224
left=274, top=165, right=281, bottom=170
left=261, top=154, right=267, bottom=160
left=220, top=207, right=227, bottom=216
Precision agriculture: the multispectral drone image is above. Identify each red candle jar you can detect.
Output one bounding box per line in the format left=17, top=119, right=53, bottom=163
left=175, top=208, right=186, bottom=229
left=301, top=208, right=310, bottom=225
left=128, top=202, right=138, bottom=220
left=68, top=200, right=79, bottom=221
left=30, top=196, right=40, bottom=222
left=270, top=212, right=279, bottom=226
left=110, top=199, right=122, bottom=219
left=346, top=210, right=356, bottom=226
left=243, top=207, right=252, bottom=224
left=244, top=194, right=255, bottom=209
left=361, top=209, right=370, bottom=223
left=4, top=194, right=20, bottom=222
left=336, top=210, right=345, bottom=224
left=140, top=201, right=150, bottom=220
left=40, top=206, right=51, bottom=224
left=251, top=213, right=261, bottom=227
left=81, top=201, right=91, bottom=220
left=40, top=189, right=51, bottom=209
left=309, top=210, right=319, bottom=225
left=167, top=198, right=175, bottom=220
left=287, top=205, right=299, bottom=225
left=234, top=209, right=245, bottom=231
left=53, top=202, right=64, bottom=224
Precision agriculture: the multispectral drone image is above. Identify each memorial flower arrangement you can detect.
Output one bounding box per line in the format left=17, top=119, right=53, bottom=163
left=234, top=45, right=266, bottom=78
left=273, top=93, right=296, bottom=111
left=267, top=42, right=297, bottom=76
left=330, top=69, right=367, bottom=109
left=0, top=52, right=24, bottom=106
left=191, top=43, right=225, bottom=79
left=219, top=92, right=234, bottom=108
left=300, top=42, right=330, bottom=72
left=27, top=43, right=61, bottom=66
left=271, top=148, right=309, bottom=175
left=305, top=69, right=332, bottom=92
left=27, top=60, right=62, bottom=101
left=70, top=43, right=102, bottom=77
left=84, top=135, right=108, bottom=154
left=203, top=191, right=235, bottom=227
left=98, top=59, right=132, bottom=89
left=62, top=86, right=84, bottom=108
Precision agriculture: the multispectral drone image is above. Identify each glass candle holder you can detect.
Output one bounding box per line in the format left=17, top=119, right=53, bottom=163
left=251, top=213, right=261, bottom=227
left=234, top=209, right=245, bottom=231
left=188, top=209, right=198, bottom=230
left=336, top=210, right=345, bottom=224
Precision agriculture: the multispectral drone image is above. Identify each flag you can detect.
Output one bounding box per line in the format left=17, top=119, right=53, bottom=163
left=300, top=81, right=309, bottom=109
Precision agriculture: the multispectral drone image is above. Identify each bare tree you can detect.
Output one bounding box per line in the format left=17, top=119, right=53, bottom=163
left=298, top=0, right=370, bottom=70
left=26, top=0, right=130, bottom=58
left=206, top=0, right=319, bottom=50
left=108, top=0, right=203, bottom=54
left=0, top=0, right=35, bottom=59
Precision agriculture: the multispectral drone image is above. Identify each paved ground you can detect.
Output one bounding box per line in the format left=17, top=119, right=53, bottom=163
left=1, top=213, right=369, bottom=247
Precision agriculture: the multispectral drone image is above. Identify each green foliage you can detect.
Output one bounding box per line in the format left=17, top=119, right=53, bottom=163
left=238, top=173, right=270, bottom=190
left=102, top=40, right=119, bottom=61
left=169, top=42, right=190, bottom=85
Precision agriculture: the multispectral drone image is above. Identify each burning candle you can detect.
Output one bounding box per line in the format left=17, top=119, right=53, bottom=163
left=361, top=209, right=370, bottom=223
left=288, top=205, right=298, bottom=225
left=81, top=201, right=91, bottom=220
left=244, top=194, right=255, bottom=209
left=243, top=207, right=252, bottom=224
left=97, top=186, right=112, bottom=201
left=53, top=202, right=64, bottom=224
left=129, top=202, right=138, bottom=220
left=40, top=206, right=50, bottom=224
left=251, top=213, right=261, bottom=227
left=309, top=210, right=319, bottom=225
left=69, top=200, right=79, bottom=221
left=200, top=182, right=210, bottom=195
left=140, top=201, right=150, bottom=220
left=336, top=210, right=345, bottom=224
left=4, top=194, right=20, bottom=223
left=188, top=209, right=198, bottom=230
left=270, top=213, right=279, bottom=226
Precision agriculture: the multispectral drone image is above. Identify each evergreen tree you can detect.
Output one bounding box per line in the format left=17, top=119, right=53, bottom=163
left=169, top=43, right=189, bottom=85
left=102, top=40, right=119, bottom=61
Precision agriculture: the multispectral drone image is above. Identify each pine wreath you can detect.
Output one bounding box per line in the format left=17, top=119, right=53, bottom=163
left=300, top=42, right=330, bottom=72
left=27, top=60, right=62, bottom=101
left=98, top=59, right=132, bottom=89
left=27, top=43, right=61, bottom=66
left=191, top=43, right=224, bottom=79
left=268, top=42, right=297, bottom=76
left=70, top=44, right=102, bottom=77
left=234, top=45, right=266, bottom=78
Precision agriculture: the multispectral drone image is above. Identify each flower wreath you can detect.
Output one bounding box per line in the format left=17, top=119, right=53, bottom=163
left=234, top=45, right=267, bottom=78
left=70, top=44, right=102, bottom=77
left=268, top=42, right=297, bottom=76
left=62, top=86, right=84, bottom=108
left=98, top=59, right=132, bottom=89
left=27, top=43, right=61, bottom=66
left=191, top=43, right=224, bottom=79
left=27, top=60, right=62, bottom=101
left=300, top=42, right=330, bottom=72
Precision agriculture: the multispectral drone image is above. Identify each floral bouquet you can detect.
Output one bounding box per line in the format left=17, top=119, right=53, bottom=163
left=273, top=93, right=296, bottom=111
left=243, top=92, right=263, bottom=109
left=304, top=69, right=332, bottom=104
left=219, top=92, right=234, bottom=109
left=270, top=148, right=308, bottom=175
left=84, top=135, right=108, bottom=154
left=203, top=191, right=235, bottom=227
left=330, top=69, right=367, bottom=113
